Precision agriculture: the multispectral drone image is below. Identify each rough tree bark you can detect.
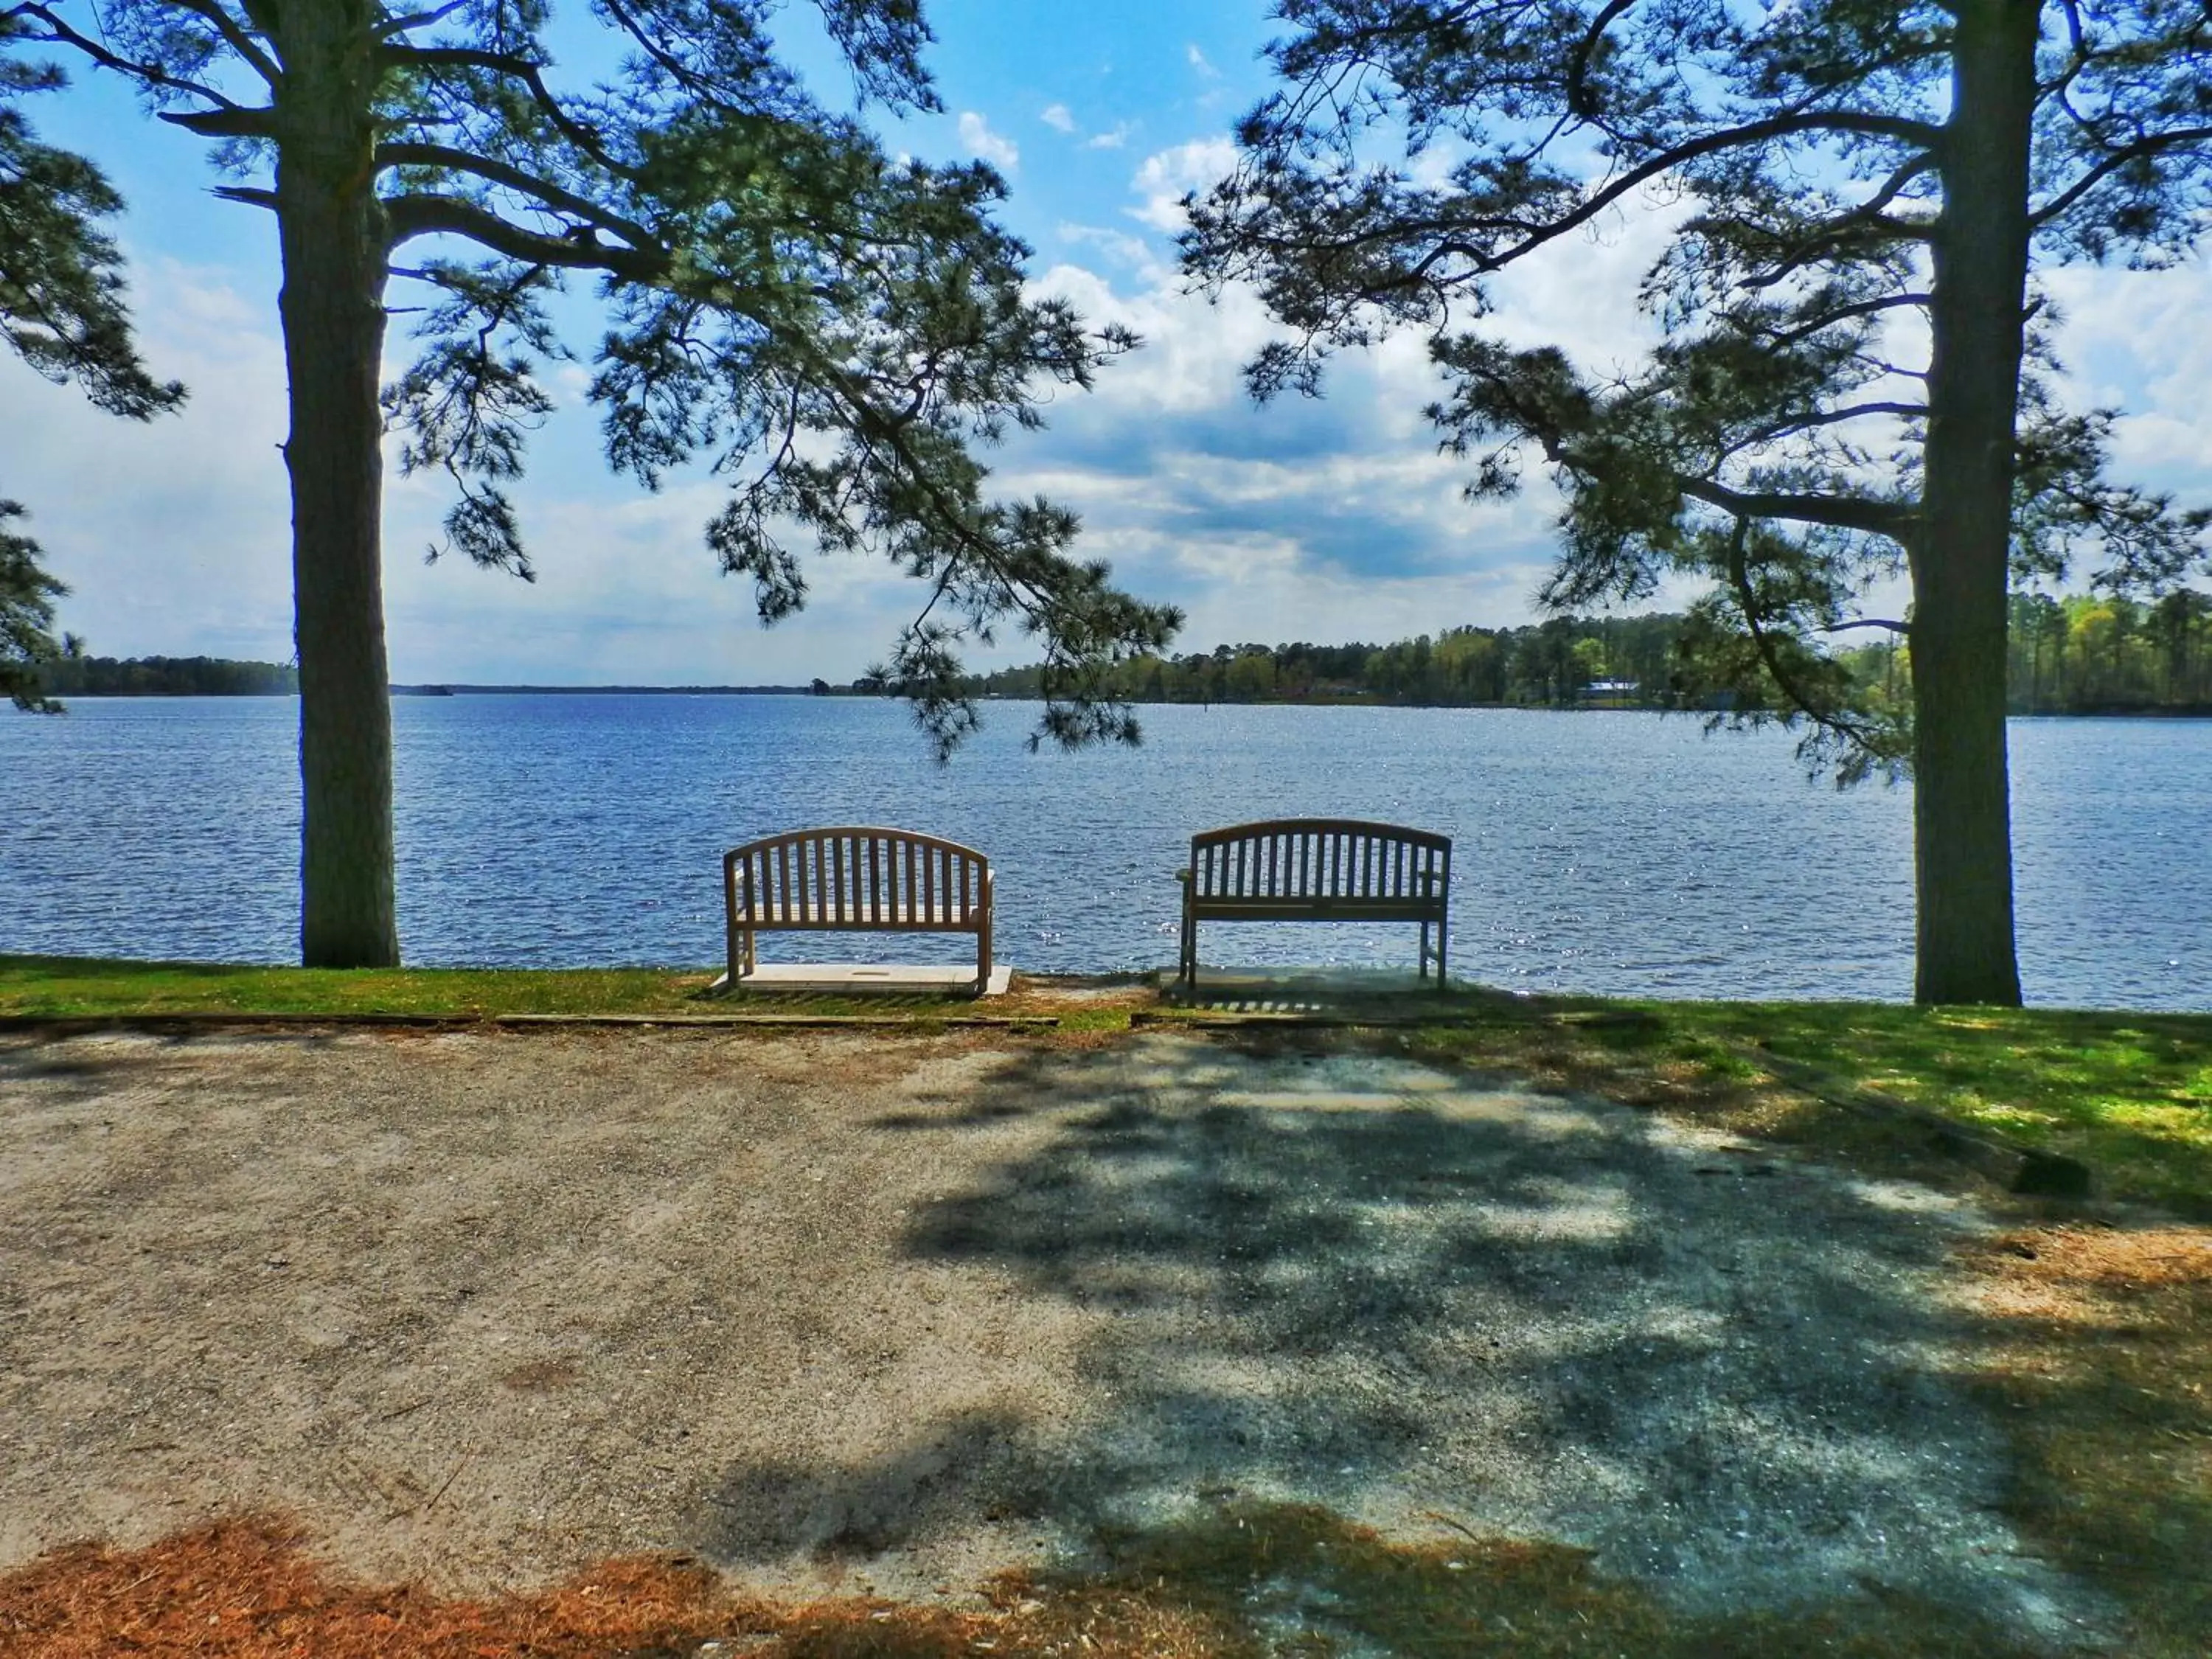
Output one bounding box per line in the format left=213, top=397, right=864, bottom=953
left=1912, top=0, right=2037, bottom=1005
left=273, top=0, right=397, bottom=968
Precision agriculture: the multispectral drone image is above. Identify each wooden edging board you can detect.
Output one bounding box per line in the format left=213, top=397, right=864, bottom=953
left=0, top=1011, right=1061, bottom=1035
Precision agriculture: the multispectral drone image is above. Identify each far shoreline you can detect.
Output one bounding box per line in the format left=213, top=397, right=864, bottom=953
left=29, top=686, right=2212, bottom=719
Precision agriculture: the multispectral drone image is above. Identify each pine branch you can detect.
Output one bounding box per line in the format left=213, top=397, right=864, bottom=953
left=375, top=142, right=658, bottom=251
left=161, top=105, right=276, bottom=139
left=2030, top=125, right=2212, bottom=229
left=7, top=3, right=245, bottom=113
left=160, top=0, right=279, bottom=88
left=380, top=193, right=663, bottom=278
left=1678, top=476, right=1915, bottom=537
left=375, top=43, right=636, bottom=176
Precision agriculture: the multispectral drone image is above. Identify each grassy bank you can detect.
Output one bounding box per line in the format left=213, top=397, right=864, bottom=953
left=4, top=954, right=2208, bottom=1213
left=0, top=955, right=722, bottom=1019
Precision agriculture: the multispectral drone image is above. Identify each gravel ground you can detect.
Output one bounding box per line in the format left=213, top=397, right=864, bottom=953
left=0, top=1026, right=2103, bottom=1645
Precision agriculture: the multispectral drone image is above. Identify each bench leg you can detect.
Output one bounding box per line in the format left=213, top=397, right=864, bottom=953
left=975, top=877, right=994, bottom=995
left=724, top=866, right=740, bottom=992
left=1180, top=906, right=1197, bottom=992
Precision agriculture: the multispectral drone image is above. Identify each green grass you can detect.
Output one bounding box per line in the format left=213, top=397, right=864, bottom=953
left=1408, top=993, right=2212, bottom=1217
left=6, top=954, right=2208, bottom=1212
left=0, top=954, right=727, bottom=1018
left=1626, top=998, right=2212, bottom=1214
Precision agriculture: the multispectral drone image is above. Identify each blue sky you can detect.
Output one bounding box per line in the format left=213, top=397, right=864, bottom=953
left=5, top=1, right=2210, bottom=684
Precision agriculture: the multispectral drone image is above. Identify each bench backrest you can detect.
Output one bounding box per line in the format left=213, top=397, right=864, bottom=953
left=1189, top=818, right=1450, bottom=908
left=726, top=827, right=990, bottom=929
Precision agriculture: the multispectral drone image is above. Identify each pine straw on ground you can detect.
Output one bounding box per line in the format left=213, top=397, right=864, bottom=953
left=0, top=1506, right=2062, bottom=1659
left=1953, top=1221, right=2212, bottom=1658
left=0, top=1517, right=1232, bottom=1659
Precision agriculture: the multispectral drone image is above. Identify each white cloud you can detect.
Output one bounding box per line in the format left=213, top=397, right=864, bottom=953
left=1086, top=122, right=1133, bottom=150
left=1483, top=201, right=1684, bottom=372
left=1187, top=44, right=1220, bottom=79
left=956, top=110, right=1018, bottom=170
left=0, top=259, right=295, bottom=661
left=1028, top=257, right=1274, bottom=415
left=2044, top=256, right=2212, bottom=481
left=380, top=481, right=930, bottom=684
left=1129, top=136, right=1239, bottom=230
left=76, top=122, right=2203, bottom=683
left=1055, top=222, right=1166, bottom=282
left=999, top=238, right=1575, bottom=650
left=1040, top=102, right=1076, bottom=133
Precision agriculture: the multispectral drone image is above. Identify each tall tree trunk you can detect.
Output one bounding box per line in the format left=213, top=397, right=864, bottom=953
left=1910, top=0, right=2037, bottom=1006
left=274, top=4, right=397, bottom=967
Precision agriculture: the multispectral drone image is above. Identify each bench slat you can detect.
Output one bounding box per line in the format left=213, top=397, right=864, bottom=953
left=732, top=830, right=990, bottom=925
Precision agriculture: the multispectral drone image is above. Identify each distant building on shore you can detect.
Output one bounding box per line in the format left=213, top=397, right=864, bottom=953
left=1581, top=678, right=1641, bottom=706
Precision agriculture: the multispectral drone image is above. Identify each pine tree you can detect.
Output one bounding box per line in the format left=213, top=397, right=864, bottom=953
left=1183, top=0, right=2212, bottom=1004
left=7, top=0, right=1177, bottom=965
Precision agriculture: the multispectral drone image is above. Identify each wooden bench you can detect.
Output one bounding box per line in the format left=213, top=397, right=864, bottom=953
left=1178, top=818, right=1451, bottom=989
left=723, top=827, right=993, bottom=992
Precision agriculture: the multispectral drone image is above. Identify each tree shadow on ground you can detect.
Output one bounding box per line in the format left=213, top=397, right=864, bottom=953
left=0, top=1027, right=349, bottom=1103
left=1498, top=998, right=2212, bottom=1220
left=698, top=1032, right=2104, bottom=1652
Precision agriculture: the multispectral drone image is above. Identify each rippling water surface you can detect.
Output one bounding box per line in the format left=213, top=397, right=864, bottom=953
left=2, top=695, right=2204, bottom=1007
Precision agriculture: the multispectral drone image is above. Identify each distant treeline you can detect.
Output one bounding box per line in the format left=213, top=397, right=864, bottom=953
left=961, top=597, right=2212, bottom=714
left=37, top=655, right=299, bottom=696
left=961, top=615, right=1712, bottom=709
left=2002, top=591, right=2212, bottom=713
left=35, top=591, right=2212, bottom=712
left=1832, top=591, right=2212, bottom=717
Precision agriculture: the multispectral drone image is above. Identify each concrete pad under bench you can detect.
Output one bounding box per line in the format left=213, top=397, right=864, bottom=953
left=1158, top=964, right=1449, bottom=1004
left=711, top=963, right=1014, bottom=997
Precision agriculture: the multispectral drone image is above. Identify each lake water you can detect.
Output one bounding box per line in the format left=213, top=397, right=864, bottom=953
left=2, top=695, right=2205, bottom=1009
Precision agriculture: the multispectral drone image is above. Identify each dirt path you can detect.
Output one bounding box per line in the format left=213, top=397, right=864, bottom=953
left=0, top=1026, right=2102, bottom=1646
